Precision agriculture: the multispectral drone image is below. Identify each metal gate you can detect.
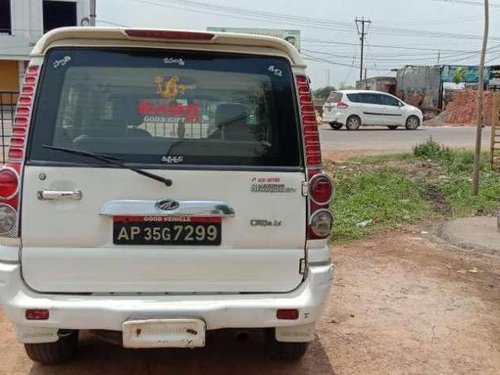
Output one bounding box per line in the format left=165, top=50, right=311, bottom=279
left=0, top=91, right=18, bottom=165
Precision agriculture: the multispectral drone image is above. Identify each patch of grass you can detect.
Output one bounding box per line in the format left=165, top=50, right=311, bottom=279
left=330, top=138, right=500, bottom=242
left=332, top=170, right=431, bottom=241
left=412, top=138, right=500, bottom=216
left=347, top=153, right=414, bottom=164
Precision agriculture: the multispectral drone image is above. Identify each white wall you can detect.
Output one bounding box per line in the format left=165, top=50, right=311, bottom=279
left=0, top=0, right=91, bottom=61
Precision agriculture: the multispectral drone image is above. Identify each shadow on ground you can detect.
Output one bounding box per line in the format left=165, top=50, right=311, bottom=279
left=29, top=331, right=336, bottom=375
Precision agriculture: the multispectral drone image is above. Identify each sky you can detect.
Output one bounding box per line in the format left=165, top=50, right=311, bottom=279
left=96, top=0, right=500, bottom=89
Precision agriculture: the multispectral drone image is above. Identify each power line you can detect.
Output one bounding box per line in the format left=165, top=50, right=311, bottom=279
left=431, top=0, right=500, bottom=7
left=301, top=38, right=479, bottom=53
left=130, top=0, right=500, bottom=41
left=302, top=53, right=396, bottom=72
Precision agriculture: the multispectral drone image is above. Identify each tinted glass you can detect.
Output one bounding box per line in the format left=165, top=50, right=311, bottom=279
left=43, top=1, right=77, bottom=33
left=346, top=93, right=360, bottom=103
left=0, top=0, right=11, bottom=34
left=358, top=93, right=381, bottom=105
left=326, top=92, right=343, bottom=103
left=379, top=94, right=400, bottom=107
left=29, top=48, right=301, bottom=167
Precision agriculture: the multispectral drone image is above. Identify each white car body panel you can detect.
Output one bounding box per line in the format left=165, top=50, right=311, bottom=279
left=322, top=89, right=423, bottom=128
left=21, top=167, right=306, bottom=294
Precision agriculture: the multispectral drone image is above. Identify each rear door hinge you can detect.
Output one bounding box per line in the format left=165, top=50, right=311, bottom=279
left=301, top=181, right=309, bottom=197
left=299, top=258, right=306, bottom=274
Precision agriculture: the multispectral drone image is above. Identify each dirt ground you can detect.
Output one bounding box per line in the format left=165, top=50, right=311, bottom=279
left=0, top=230, right=499, bottom=375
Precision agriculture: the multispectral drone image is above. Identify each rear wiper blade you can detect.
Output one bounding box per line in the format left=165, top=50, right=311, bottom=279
left=43, top=145, right=172, bottom=187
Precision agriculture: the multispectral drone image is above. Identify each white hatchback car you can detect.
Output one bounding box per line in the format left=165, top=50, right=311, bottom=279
left=322, top=90, right=423, bottom=130
left=0, top=27, right=335, bottom=364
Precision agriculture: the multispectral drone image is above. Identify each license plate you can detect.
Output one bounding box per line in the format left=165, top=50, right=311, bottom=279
left=122, top=319, right=206, bottom=348
left=113, top=216, right=221, bottom=245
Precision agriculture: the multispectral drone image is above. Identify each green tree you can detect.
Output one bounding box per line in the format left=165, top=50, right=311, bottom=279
left=313, top=86, right=336, bottom=100
left=453, top=67, right=467, bottom=84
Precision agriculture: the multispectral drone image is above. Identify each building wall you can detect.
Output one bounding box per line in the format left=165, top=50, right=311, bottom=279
left=0, top=0, right=90, bottom=89
left=0, top=60, right=19, bottom=90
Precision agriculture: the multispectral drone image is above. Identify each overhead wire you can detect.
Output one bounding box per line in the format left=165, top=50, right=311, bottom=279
left=131, top=0, right=500, bottom=41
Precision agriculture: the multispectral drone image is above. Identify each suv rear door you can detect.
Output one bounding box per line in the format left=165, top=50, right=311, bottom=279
left=21, top=47, right=306, bottom=294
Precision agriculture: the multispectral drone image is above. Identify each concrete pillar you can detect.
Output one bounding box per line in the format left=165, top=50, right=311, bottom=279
left=18, top=60, right=26, bottom=89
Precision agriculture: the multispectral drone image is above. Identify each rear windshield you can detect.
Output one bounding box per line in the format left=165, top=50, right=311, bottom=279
left=326, top=92, right=342, bottom=103
left=28, top=48, right=301, bottom=167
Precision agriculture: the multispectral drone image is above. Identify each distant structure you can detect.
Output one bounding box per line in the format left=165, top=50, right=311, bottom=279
left=0, top=0, right=91, bottom=91
left=355, top=76, right=397, bottom=95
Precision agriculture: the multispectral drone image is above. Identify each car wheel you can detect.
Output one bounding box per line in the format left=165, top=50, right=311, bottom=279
left=265, top=329, right=309, bottom=360
left=345, top=115, right=361, bottom=130
left=24, top=330, right=79, bottom=365
left=329, top=122, right=343, bottom=130
left=405, top=115, right=420, bottom=130
left=387, top=125, right=399, bottom=130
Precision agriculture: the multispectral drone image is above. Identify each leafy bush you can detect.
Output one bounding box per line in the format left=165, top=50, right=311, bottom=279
left=413, top=138, right=452, bottom=161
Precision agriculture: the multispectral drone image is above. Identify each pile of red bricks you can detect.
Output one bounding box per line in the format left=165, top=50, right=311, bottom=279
left=445, top=89, right=493, bottom=126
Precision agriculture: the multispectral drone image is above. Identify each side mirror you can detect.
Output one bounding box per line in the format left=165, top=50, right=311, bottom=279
left=398, top=101, right=405, bottom=107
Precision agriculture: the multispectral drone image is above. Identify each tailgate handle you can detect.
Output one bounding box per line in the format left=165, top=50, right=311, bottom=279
left=99, top=200, right=235, bottom=217
left=37, top=190, right=83, bottom=201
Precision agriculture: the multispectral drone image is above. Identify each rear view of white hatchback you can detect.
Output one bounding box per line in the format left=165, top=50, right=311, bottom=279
left=0, top=27, right=334, bottom=364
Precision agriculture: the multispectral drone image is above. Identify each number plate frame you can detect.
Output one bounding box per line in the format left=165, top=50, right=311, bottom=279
left=113, top=216, right=222, bottom=246
left=122, top=319, right=206, bottom=348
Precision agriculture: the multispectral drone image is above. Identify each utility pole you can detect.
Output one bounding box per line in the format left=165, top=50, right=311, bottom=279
left=89, top=0, right=97, bottom=26
left=437, top=50, right=441, bottom=64
left=355, top=17, right=371, bottom=88
left=472, top=0, right=489, bottom=195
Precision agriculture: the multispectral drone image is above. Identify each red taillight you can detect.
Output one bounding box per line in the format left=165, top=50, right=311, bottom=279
left=276, top=309, right=299, bottom=320
left=0, top=168, right=19, bottom=200
left=125, top=29, right=214, bottom=41
left=0, top=64, right=39, bottom=238
left=25, top=309, right=50, bottom=320
left=309, top=174, right=333, bottom=205
left=295, top=75, right=322, bottom=167
left=296, top=74, right=334, bottom=240
left=337, top=101, right=349, bottom=109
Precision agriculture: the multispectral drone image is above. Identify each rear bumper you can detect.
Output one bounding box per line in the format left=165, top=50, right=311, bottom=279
left=0, top=260, right=334, bottom=336
left=322, top=111, right=346, bottom=124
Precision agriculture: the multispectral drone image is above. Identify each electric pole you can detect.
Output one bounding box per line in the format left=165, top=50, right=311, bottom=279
left=355, top=17, right=371, bottom=88
left=90, top=0, right=97, bottom=26
left=472, top=0, right=489, bottom=195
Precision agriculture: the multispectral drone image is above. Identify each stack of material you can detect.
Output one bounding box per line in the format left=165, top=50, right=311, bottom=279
left=445, top=90, right=493, bottom=125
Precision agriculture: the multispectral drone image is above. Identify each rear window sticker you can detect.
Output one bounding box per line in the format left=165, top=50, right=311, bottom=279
left=161, top=155, right=184, bottom=164
left=163, top=57, right=185, bottom=66
left=138, top=101, right=201, bottom=122
left=52, top=56, right=71, bottom=69
left=155, top=75, right=187, bottom=100
left=268, top=65, right=283, bottom=77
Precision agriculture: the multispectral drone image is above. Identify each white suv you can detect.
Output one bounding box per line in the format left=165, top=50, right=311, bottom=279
left=322, top=90, right=423, bottom=130
left=0, top=27, right=334, bottom=364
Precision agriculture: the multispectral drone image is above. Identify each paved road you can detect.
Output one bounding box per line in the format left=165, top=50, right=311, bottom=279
left=319, top=125, right=492, bottom=152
